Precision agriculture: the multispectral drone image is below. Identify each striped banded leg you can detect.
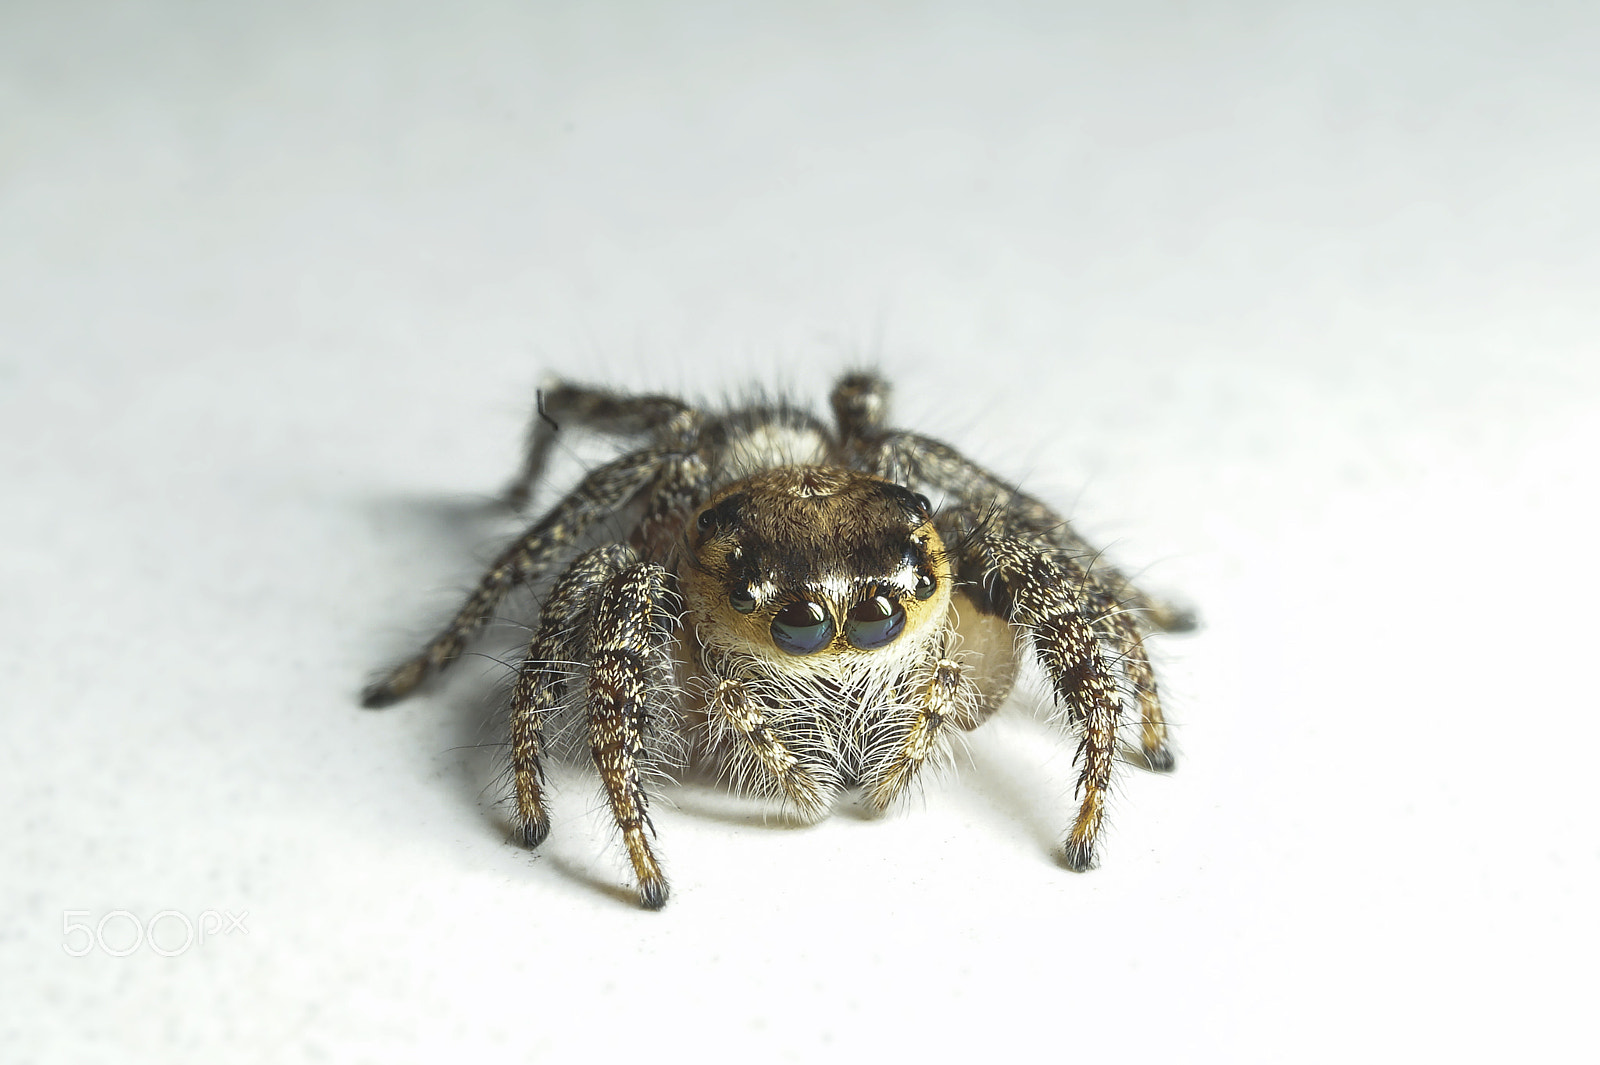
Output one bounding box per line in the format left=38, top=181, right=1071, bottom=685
left=507, top=544, right=637, bottom=848
left=828, top=371, right=892, bottom=443
left=584, top=560, right=678, bottom=909
left=850, top=430, right=1197, bottom=634
left=1091, top=591, right=1175, bottom=773
left=503, top=382, right=697, bottom=509
left=361, top=449, right=666, bottom=708
left=976, top=537, right=1129, bottom=872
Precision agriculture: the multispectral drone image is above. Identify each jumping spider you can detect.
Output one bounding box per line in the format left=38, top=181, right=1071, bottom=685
left=363, top=372, right=1192, bottom=908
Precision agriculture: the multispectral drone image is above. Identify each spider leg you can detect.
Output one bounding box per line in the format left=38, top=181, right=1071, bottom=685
left=507, top=544, right=638, bottom=848
left=973, top=533, right=1137, bottom=871
left=705, top=679, right=840, bottom=821
left=583, top=558, right=679, bottom=909
left=503, top=382, right=699, bottom=509
left=362, top=449, right=666, bottom=707
left=861, top=654, right=982, bottom=812
left=852, top=430, right=1196, bottom=629
left=1090, top=589, right=1175, bottom=772
left=828, top=370, right=892, bottom=443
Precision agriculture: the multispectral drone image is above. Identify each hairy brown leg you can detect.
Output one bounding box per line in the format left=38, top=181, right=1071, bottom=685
left=361, top=449, right=666, bottom=707
left=506, top=544, right=637, bottom=849
left=849, top=429, right=1197, bottom=635
left=503, top=382, right=698, bottom=510
left=975, top=536, right=1130, bottom=872
left=583, top=560, right=677, bottom=909
left=1091, top=592, right=1175, bottom=772
left=828, top=370, right=892, bottom=443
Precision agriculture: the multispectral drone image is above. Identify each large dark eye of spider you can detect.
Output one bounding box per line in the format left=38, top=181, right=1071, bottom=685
left=770, top=600, right=834, bottom=655
left=845, top=593, right=906, bottom=650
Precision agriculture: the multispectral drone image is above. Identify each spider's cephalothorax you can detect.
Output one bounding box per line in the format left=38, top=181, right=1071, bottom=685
left=363, top=372, right=1193, bottom=908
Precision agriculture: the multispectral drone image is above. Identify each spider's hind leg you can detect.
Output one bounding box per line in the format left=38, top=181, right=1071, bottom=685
left=504, top=382, right=699, bottom=509
left=1092, top=589, right=1176, bottom=773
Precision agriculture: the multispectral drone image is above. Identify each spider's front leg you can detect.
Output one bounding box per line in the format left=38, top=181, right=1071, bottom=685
left=973, top=534, right=1141, bottom=871
left=583, top=556, right=680, bottom=910
left=860, top=427, right=1186, bottom=774
left=506, top=544, right=640, bottom=849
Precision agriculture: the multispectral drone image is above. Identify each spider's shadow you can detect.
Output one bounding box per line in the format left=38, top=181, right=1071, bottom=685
left=366, top=492, right=515, bottom=549
left=660, top=765, right=827, bottom=832
left=958, top=714, right=1078, bottom=858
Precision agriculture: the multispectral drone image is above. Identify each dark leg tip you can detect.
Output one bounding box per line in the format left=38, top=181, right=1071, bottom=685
left=1061, top=839, right=1100, bottom=873
left=518, top=817, right=550, bottom=850
left=360, top=683, right=401, bottom=709
left=1158, top=607, right=1200, bottom=634
left=1141, top=746, right=1177, bottom=773
left=638, top=877, right=669, bottom=911
left=359, top=660, right=426, bottom=708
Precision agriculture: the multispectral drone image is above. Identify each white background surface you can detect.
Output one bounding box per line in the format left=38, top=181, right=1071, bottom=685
left=4, top=2, right=1597, bottom=1062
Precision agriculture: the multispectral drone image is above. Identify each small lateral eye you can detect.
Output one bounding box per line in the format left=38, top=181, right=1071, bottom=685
left=729, top=586, right=758, bottom=614
left=696, top=509, right=717, bottom=531
left=846, top=594, right=907, bottom=650
left=913, top=571, right=937, bottom=600
left=771, top=601, right=834, bottom=655
left=912, top=492, right=932, bottom=516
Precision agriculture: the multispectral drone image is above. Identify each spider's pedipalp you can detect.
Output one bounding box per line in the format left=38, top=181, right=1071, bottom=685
left=704, top=678, right=840, bottom=821
left=861, top=654, right=982, bottom=811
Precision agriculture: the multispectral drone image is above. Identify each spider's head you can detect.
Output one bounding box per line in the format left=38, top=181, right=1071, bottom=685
left=682, top=467, right=953, bottom=665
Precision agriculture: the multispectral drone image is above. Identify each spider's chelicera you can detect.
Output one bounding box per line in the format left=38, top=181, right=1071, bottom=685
left=363, top=372, right=1193, bottom=909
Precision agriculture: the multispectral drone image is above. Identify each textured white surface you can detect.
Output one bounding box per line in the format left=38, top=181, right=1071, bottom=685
left=4, top=2, right=1597, bottom=1062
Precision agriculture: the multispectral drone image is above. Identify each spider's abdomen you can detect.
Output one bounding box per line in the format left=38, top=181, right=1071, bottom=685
left=708, top=413, right=832, bottom=482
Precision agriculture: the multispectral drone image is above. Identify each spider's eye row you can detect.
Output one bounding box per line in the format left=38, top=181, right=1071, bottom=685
left=770, top=600, right=834, bottom=655
left=728, top=586, right=758, bottom=613
left=913, top=571, right=937, bottom=600
left=845, top=594, right=906, bottom=650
